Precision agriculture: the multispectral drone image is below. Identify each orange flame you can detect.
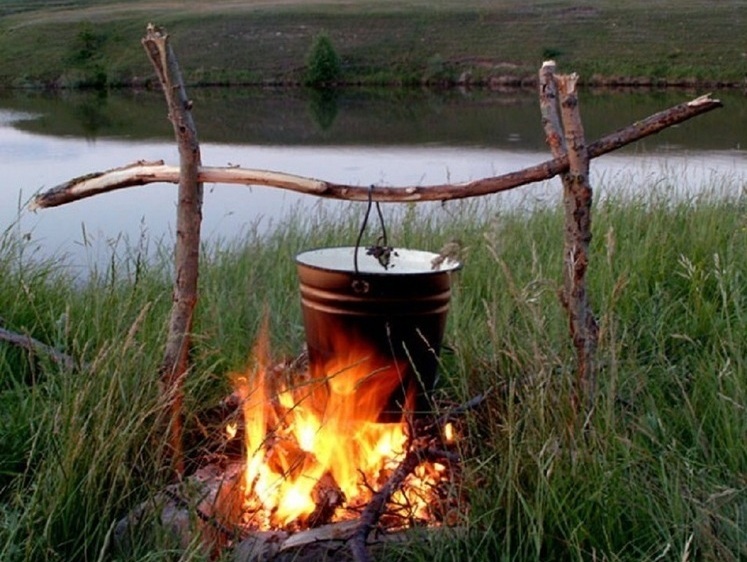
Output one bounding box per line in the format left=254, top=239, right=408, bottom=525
left=228, top=321, right=447, bottom=529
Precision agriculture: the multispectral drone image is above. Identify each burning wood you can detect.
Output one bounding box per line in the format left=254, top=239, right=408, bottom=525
left=111, top=239, right=471, bottom=560
left=114, top=346, right=476, bottom=561
left=223, top=323, right=461, bottom=533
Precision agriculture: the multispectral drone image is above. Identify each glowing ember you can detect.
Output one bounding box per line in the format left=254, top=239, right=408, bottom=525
left=227, top=323, right=449, bottom=530
left=443, top=422, right=455, bottom=443
left=225, top=422, right=238, bottom=440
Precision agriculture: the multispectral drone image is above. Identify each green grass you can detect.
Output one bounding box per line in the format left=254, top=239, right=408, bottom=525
left=0, top=0, right=745, bottom=88
left=1, top=171, right=746, bottom=561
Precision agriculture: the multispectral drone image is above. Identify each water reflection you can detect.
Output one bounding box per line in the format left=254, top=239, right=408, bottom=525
left=307, top=88, right=340, bottom=131
left=0, top=87, right=744, bottom=274
left=70, top=90, right=113, bottom=139
left=4, top=87, right=745, bottom=151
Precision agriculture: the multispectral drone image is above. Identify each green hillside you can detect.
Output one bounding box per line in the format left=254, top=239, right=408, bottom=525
left=0, top=0, right=745, bottom=88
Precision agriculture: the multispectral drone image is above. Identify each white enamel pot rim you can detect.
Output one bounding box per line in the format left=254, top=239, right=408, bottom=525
left=295, top=246, right=461, bottom=275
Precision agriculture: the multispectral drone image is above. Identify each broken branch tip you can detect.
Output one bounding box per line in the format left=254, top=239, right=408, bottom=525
left=688, top=93, right=721, bottom=107
left=144, top=22, right=168, bottom=41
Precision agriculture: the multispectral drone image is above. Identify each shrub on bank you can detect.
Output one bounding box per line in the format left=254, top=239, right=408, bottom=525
left=305, top=32, right=342, bottom=87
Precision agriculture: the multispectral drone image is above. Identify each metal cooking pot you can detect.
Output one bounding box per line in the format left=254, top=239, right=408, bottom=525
left=296, top=246, right=460, bottom=421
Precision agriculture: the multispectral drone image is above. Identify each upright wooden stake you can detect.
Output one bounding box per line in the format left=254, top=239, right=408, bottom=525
left=539, top=62, right=598, bottom=408
left=142, top=24, right=203, bottom=476
left=556, top=73, right=598, bottom=407
left=539, top=61, right=566, bottom=159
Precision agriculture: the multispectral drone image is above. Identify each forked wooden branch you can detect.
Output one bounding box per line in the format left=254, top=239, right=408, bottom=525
left=31, top=94, right=721, bottom=209
left=142, top=23, right=203, bottom=477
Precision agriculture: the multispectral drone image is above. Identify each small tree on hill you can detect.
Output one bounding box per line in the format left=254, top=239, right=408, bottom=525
left=305, top=32, right=341, bottom=87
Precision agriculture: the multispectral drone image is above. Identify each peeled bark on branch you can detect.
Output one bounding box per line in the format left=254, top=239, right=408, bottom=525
left=539, top=61, right=566, bottom=159
left=30, top=94, right=721, bottom=210
left=142, top=24, right=203, bottom=477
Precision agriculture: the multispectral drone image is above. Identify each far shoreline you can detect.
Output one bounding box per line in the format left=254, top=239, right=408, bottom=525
left=2, top=72, right=746, bottom=94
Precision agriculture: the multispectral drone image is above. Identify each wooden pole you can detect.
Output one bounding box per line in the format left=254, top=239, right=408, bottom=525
left=142, top=24, right=203, bottom=477
left=539, top=61, right=599, bottom=408
left=555, top=72, right=599, bottom=407
left=539, top=61, right=566, bottom=160
left=30, top=94, right=722, bottom=210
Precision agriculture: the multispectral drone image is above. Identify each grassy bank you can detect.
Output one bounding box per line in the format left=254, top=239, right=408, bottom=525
left=1, top=0, right=746, bottom=89
left=1, top=172, right=746, bottom=560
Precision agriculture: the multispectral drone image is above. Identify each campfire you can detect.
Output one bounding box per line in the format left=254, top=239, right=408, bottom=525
left=24, top=28, right=722, bottom=560
left=222, top=324, right=457, bottom=533
left=114, top=245, right=469, bottom=560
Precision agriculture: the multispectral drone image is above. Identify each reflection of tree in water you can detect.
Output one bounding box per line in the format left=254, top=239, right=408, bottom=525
left=307, top=88, right=339, bottom=131
left=73, top=90, right=112, bottom=139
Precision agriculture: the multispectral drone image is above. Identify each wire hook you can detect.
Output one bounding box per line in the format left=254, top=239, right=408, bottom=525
left=354, top=185, right=395, bottom=275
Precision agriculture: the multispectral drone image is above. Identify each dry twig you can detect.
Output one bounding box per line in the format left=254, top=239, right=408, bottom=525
left=0, top=325, right=76, bottom=370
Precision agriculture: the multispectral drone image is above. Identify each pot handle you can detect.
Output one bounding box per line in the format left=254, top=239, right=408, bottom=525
left=353, top=185, right=394, bottom=278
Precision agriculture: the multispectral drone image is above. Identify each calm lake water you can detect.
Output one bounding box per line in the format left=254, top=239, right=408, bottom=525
left=1, top=87, right=745, bottom=274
